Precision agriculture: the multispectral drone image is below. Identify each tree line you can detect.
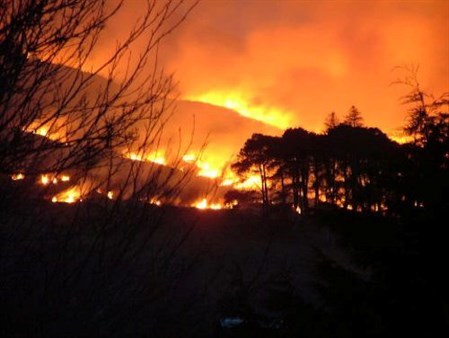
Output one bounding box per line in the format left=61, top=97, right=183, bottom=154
left=230, top=87, right=449, bottom=216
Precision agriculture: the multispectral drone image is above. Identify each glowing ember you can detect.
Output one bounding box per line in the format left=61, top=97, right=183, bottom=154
left=52, top=186, right=81, bottom=204
left=225, top=199, right=239, bottom=209
left=189, top=91, right=291, bottom=129
left=107, top=191, right=114, bottom=200
left=11, top=173, right=25, bottom=180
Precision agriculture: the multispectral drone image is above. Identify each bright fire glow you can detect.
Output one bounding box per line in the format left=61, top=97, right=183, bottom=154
left=11, top=173, right=25, bottom=180
left=147, top=151, right=166, bottom=165
left=150, top=198, right=162, bottom=206
left=61, top=175, right=70, bottom=182
left=124, top=151, right=167, bottom=165
left=192, top=198, right=223, bottom=210
left=52, top=186, right=81, bottom=204
left=197, top=161, right=221, bottom=178
left=40, top=174, right=50, bottom=185
left=107, top=191, right=114, bottom=200
left=234, top=175, right=262, bottom=190
left=182, top=153, right=196, bottom=162
left=24, top=121, right=65, bottom=142
left=189, top=91, right=291, bottom=129
left=389, top=134, right=414, bottom=144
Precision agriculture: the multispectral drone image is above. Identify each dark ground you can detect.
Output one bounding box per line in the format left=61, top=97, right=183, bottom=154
left=1, top=198, right=447, bottom=337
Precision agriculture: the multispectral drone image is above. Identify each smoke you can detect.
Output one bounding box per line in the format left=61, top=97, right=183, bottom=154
left=83, top=0, right=448, bottom=161
left=158, top=0, right=449, bottom=133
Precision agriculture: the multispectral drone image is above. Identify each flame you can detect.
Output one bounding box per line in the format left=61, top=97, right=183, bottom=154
left=182, top=153, right=196, bottom=162
left=189, top=91, right=291, bottom=129
left=40, top=174, right=50, bottom=185
left=233, top=175, right=262, bottom=190
left=147, top=151, right=166, bottom=165
left=197, top=161, right=221, bottom=178
left=61, top=175, right=70, bottom=182
left=150, top=198, right=162, bottom=206
left=389, top=134, right=414, bottom=144
left=24, top=120, right=66, bottom=142
left=124, top=151, right=166, bottom=165
left=52, top=186, right=81, bottom=204
left=192, top=198, right=223, bottom=210
left=126, top=152, right=144, bottom=161
left=11, top=173, right=25, bottom=180
left=220, top=178, right=235, bottom=187
left=107, top=191, right=114, bottom=200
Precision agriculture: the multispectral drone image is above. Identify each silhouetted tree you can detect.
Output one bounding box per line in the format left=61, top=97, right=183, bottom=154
left=232, top=133, right=279, bottom=206
left=324, top=111, right=340, bottom=131
left=344, top=105, right=364, bottom=127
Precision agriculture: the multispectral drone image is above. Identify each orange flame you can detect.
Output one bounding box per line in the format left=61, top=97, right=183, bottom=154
left=192, top=198, right=223, bottom=210
left=188, top=91, right=291, bottom=129
left=52, top=186, right=81, bottom=204
left=11, top=173, right=25, bottom=181
left=124, top=151, right=167, bottom=165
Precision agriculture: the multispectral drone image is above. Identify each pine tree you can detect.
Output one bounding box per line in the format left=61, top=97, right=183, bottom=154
left=344, top=106, right=364, bottom=127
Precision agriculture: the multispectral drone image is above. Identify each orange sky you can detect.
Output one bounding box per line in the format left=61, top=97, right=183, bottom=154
left=156, top=0, right=449, bottom=135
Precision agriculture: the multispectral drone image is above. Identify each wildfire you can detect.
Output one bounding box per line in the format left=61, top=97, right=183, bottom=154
left=188, top=91, right=291, bottom=129
left=11, top=173, right=25, bottom=180
left=52, top=186, right=81, bottom=204
left=24, top=120, right=66, bottom=142
left=192, top=198, right=223, bottom=210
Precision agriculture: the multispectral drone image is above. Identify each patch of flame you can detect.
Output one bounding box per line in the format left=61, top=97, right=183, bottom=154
left=107, top=191, right=114, bottom=200
left=11, top=173, right=25, bottom=180
left=150, top=198, right=162, bottom=206
left=124, top=151, right=166, bottom=165
left=182, top=153, right=196, bottom=162
left=24, top=121, right=65, bottom=142
left=192, top=198, right=223, bottom=210
left=234, top=175, right=262, bottom=190
left=197, top=161, right=221, bottom=178
left=390, top=134, right=414, bottom=144
left=189, top=91, right=291, bottom=129
left=147, top=151, right=166, bottom=165
left=40, top=174, right=50, bottom=185
left=52, top=186, right=81, bottom=204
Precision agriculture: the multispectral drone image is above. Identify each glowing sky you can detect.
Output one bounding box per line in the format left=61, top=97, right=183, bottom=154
left=159, top=0, right=449, bottom=134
